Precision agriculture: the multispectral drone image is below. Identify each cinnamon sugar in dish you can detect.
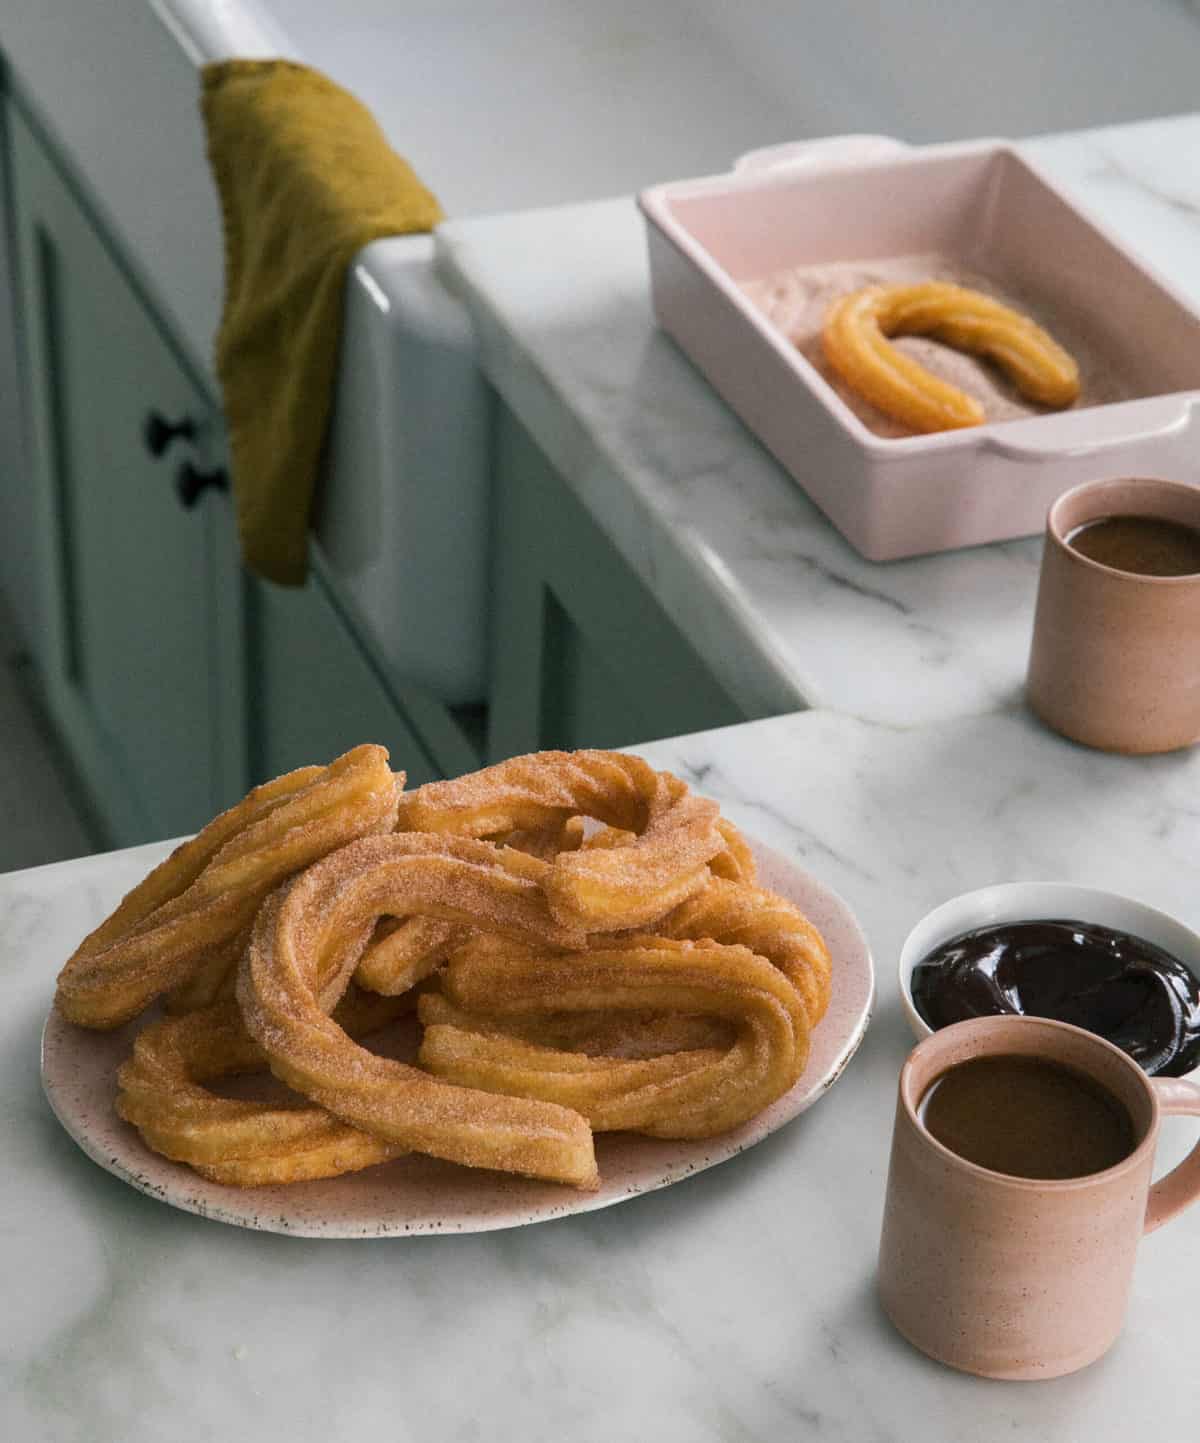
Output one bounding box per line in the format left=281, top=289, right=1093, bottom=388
left=740, top=253, right=1133, bottom=438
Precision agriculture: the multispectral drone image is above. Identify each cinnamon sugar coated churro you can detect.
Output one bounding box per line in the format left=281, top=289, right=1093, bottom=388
left=395, top=749, right=726, bottom=931
left=54, top=746, right=833, bottom=1191
left=822, top=282, right=1081, bottom=433
left=54, top=745, right=401, bottom=1029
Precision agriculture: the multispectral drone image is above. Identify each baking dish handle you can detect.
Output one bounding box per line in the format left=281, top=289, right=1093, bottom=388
left=983, top=395, right=1199, bottom=459
left=733, top=135, right=910, bottom=175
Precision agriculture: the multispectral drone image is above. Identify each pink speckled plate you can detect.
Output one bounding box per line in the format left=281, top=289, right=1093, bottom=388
left=41, top=841, right=873, bottom=1236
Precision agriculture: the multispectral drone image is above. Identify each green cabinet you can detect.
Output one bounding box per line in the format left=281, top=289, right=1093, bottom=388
left=5, top=94, right=480, bottom=848
left=487, top=411, right=753, bottom=760
left=244, top=563, right=477, bottom=789
left=8, top=99, right=243, bottom=845
left=4, top=83, right=758, bottom=850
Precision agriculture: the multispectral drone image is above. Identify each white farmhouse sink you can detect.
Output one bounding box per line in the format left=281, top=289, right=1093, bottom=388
left=5, top=0, right=1200, bottom=702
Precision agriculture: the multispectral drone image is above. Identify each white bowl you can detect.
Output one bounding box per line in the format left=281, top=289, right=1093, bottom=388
left=898, top=882, right=1200, bottom=1063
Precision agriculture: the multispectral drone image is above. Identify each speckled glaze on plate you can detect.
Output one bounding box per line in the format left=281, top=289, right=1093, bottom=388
left=40, top=840, right=873, bottom=1237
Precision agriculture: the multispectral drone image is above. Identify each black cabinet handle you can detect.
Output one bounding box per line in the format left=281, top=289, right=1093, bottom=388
left=176, top=461, right=229, bottom=509
left=144, top=410, right=196, bottom=457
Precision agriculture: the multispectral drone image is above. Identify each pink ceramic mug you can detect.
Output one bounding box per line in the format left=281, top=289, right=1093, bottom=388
left=1026, top=476, right=1200, bottom=753
left=877, top=1015, right=1200, bottom=1380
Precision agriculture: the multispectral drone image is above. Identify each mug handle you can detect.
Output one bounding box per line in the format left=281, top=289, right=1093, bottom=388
left=1144, top=1076, right=1200, bottom=1233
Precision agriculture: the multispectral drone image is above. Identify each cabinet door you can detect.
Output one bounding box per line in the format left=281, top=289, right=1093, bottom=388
left=488, top=411, right=752, bottom=760
left=8, top=102, right=236, bottom=846
left=245, top=565, right=447, bottom=789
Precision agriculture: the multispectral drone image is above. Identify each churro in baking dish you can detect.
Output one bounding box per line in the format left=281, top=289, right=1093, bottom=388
left=740, top=254, right=1128, bottom=438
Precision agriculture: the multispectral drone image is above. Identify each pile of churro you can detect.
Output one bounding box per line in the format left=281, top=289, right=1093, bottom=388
left=54, top=746, right=830, bottom=1191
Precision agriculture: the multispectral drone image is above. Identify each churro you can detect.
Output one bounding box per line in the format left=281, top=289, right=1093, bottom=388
left=657, top=877, right=832, bottom=1028
left=238, top=835, right=599, bottom=1188
left=55, top=746, right=401, bottom=1029
left=116, top=989, right=411, bottom=1185
left=397, top=750, right=725, bottom=932
left=822, top=282, right=1080, bottom=433
left=418, top=990, right=734, bottom=1059
left=420, top=933, right=810, bottom=1138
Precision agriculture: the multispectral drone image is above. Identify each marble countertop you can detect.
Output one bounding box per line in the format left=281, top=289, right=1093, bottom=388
left=5, top=705, right=1200, bottom=1440
left=5, top=65, right=1200, bottom=1432
left=436, top=113, right=1200, bottom=726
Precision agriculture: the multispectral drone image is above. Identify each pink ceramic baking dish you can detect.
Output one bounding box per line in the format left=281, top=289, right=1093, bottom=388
left=638, top=135, right=1200, bottom=561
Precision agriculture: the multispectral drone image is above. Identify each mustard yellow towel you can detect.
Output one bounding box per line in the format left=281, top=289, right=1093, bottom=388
left=201, top=60, right=444, bottom=584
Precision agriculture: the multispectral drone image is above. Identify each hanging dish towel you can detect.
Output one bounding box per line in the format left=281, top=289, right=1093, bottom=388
left=201, top=60, right=444, bottom=584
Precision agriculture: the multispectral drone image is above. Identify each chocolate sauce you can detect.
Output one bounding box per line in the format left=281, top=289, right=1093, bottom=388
left=1066, top=514, right=1200, bottom=577
left=911, top=919, right=1200, bottom=1076
left=919, top=1055, right=1138, bottom=1179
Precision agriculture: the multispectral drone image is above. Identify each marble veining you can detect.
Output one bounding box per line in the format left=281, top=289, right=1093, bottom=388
left=436, top=115, right=1200, bottom=727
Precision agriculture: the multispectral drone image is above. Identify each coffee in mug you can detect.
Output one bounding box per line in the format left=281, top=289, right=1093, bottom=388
left=877, top=1015, right=1200, bottom=1379
left=1026, top=476, right=1200, bottom=753
left=1065, top=514, right=1200, bottom=577
left=918, top=1053, right=1137, bottom=1179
